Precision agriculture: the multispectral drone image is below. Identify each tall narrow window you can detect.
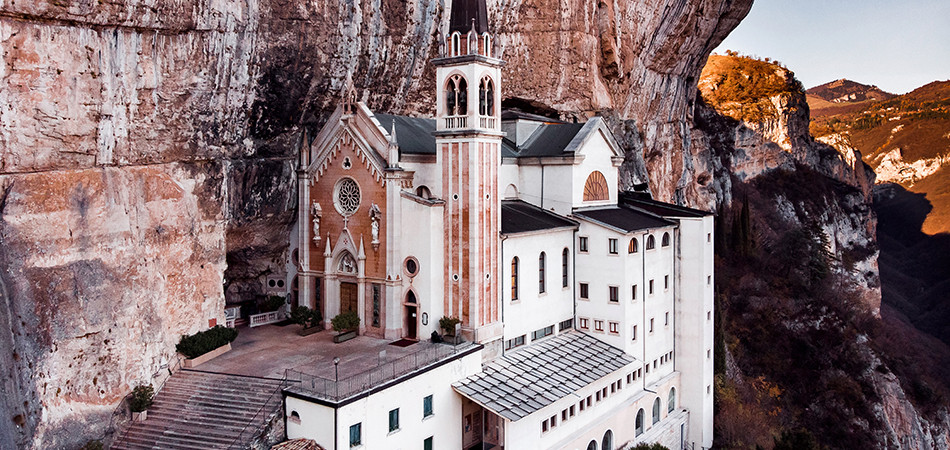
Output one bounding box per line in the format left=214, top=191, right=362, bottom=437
left=424, top=436, right=433, bottom=450
left=562, top=248, right=569, bottom=287
left=539, top=252, right=546, bottom=293
left=652, top=398, right=661, bottom=424
left=446, top=75, right=467, bottom=116
left=389, top=408, right=400, bottom=432
left=579, top=283, right=589, bottom=299
left=632, top=284, right=638, bottom=300
left=349, top=423, right=362, bottom=447
left=608, top=286, right=619, bottom=303
left=628, top=238, right=639, bottom=253
left=423, top=395, right=434, bottom=418
left=662, top=232, right=671, bottom=247
left=479, top=77, right=495, bottom=116
left=668, top=388, right=676, bottom=413
left=372, top=284, right=381, bottom=328
left=579, top=236, right=589, bottom=252
left=646, top=235, right=656, bottom=250
left=635, top=409, right=644, bottom=436
left=511, top=257, right=520, bottom=301
left=608, top=238, right=618, bottom=254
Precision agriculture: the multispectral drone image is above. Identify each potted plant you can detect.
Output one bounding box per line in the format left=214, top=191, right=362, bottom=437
left=439, top=316, right=462, bottom=344
left=291, top=305, right=323, bottom=336
left=176, top=326, right=239, bottom=368
left=129, top=384, right=154, bottom=422
left=331, top=311, right=360, bottom=343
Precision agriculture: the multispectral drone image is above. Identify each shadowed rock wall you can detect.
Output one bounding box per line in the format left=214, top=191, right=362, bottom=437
left=0, top=0, right=752, bottom=447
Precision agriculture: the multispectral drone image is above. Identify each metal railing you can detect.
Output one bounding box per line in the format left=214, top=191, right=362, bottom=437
left=110, top=354, right=183, bottom=446
left=226, top=375, right=296, bottom=449
left=287, top=343, right=469, bottom=401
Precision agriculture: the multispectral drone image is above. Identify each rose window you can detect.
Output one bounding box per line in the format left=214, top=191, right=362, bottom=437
left=334, top=178, right=361, bottom=216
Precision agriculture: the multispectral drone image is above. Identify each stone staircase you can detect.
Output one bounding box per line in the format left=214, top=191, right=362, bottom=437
left=112, top=370, right=291, bottom=450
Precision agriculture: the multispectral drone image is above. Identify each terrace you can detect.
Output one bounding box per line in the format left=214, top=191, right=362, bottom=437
left=198, top=324, right=477, bottom=401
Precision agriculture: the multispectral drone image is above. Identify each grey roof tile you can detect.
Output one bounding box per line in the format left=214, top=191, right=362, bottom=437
left=452, top=331, right=634, bottom=421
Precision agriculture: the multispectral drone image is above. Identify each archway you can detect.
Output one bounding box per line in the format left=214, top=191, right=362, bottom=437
left=405, top=291, right=418, bottom=340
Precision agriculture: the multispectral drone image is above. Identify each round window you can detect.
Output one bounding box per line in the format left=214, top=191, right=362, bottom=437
left=334, top=178, right=361, bottom=216
left=404, top=257, right=420, bottom=277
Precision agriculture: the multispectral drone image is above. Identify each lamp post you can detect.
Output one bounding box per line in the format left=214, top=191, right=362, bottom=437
left=333, top=357, right=341, bottom=398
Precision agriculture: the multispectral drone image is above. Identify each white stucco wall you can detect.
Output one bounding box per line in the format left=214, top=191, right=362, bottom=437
left=286, top=346, right=482, bottom=450
left=504, top=371, right=684, bottom=450
left=397, top=195, right=446, bottom=340
left=673, top=216, right=715, bottom=449
left=501, top=228, right=575, bottom=345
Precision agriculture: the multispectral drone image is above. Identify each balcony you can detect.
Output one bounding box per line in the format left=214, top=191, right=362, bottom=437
left=441, top=114, right=500, bottom=132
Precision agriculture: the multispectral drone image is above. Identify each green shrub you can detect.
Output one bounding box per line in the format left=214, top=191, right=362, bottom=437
left=176, top=326, right=238, bottom=359
left=330, top=311, right=360, bottom=333
left=80, top=440, right=104, bottom=450
left=291, top=305, right=322, bottom=328
left=631, top=444, right=669, bottom=450
left=439, top=316, right=461, bottom=335
left=128, top=384, right=154, bottom=413
left=261, top=295, right=286, bottom=313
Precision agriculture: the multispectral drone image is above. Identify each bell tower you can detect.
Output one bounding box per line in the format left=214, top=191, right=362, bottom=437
left=434, top=0, right=504, bottom=355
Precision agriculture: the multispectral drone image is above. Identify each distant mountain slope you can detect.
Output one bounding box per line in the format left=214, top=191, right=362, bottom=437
left=806, top=79, right=896, bottom=118
left=810, top=80, right=950, bottom=234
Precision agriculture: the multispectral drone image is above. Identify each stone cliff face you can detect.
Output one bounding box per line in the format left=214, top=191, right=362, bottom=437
left=1, top=0, right=753, bottom=447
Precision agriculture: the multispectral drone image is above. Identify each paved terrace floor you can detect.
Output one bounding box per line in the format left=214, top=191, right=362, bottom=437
left=197, top=324, right=455, bottom=381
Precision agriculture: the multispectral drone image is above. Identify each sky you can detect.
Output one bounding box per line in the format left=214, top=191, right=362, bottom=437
left=714, top=0, right=950, bottom=94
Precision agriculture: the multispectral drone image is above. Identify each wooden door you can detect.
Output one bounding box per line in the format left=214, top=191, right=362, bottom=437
left=340, top=282, right=358, bottom=313
left=406, top=305, right=417, bottom=339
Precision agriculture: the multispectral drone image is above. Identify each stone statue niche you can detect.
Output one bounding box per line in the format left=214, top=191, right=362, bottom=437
left=369, top=203, right=381, bottom=249
left=312, top=202, right=322, bottom=242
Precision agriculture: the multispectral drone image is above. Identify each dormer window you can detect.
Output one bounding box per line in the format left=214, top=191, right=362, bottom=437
left=446, top=75, right=468, bottom=116
left=479, top=77, right=495, bottom=116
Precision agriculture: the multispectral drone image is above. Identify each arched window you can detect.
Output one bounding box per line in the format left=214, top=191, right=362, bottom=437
left=538, top=252, right=546, bottom=294
left=479, top=77, right=495, bottom=116
left=561, top=248, right=569, bottom=288
left=602, top=430, right=613, bottom=450
left=511, top=257, right=519, bottom=301
left=635, top=409, right=644, bottom=436
left=586, top=441, right=597, bottom=450
left=668, top=387, right=676, bottom=413
left=646, top=235, right=656, bottom=250
left=406, top=291, right=417, bottom=304
left=662, top=232, right=671, bottom=247
left=450, top=32, right=461, bottom=56
left=583, top=171, right=609, bottom=201
left=628, top=238, right=639, bottom=253
left=446, top=75, right=468, bottom=116
left=482, top=32, right=492, bottom=57
left=652, top=398, right=661, bottom=424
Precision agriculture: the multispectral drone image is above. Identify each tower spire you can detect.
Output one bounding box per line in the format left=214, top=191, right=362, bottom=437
left=449, top=0, right=488, bottom=34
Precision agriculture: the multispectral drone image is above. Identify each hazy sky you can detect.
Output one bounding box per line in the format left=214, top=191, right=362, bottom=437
left=714, top=0, right=950, bottom=94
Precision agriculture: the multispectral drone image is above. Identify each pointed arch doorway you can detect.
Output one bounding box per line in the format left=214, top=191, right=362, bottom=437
left=404, top=291, right=418, bottom=340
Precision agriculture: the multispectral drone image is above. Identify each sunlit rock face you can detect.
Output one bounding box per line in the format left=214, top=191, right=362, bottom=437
left=0, top=0, right=752, bottom=447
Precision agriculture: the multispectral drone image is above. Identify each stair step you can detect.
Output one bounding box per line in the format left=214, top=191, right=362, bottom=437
left=112, top=371, right=285, bottom=450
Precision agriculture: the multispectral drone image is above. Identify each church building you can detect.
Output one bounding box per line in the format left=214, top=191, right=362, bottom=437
left=284, top=0, right=714, bottom=448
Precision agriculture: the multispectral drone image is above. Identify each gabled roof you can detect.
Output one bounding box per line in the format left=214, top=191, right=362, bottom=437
left=373, top=113, right=436, bottom=156
left=501, top=117, right=623, bottom=160
left=452, top=332, right=635, bottom=421
left=501, top=200, right=578, bottom=234
left=620, top=191, right=713, bottom=218
left=573, top=205, right=675, bottom=233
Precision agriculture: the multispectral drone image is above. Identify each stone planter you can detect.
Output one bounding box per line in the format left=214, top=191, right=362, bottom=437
left=298, top=325, right=322, bottom=337
left=333, top=330, right=357, bottom=343
left=132, top=410, right=147, bottom=422
left=182, top=342, right=231, bottom=368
